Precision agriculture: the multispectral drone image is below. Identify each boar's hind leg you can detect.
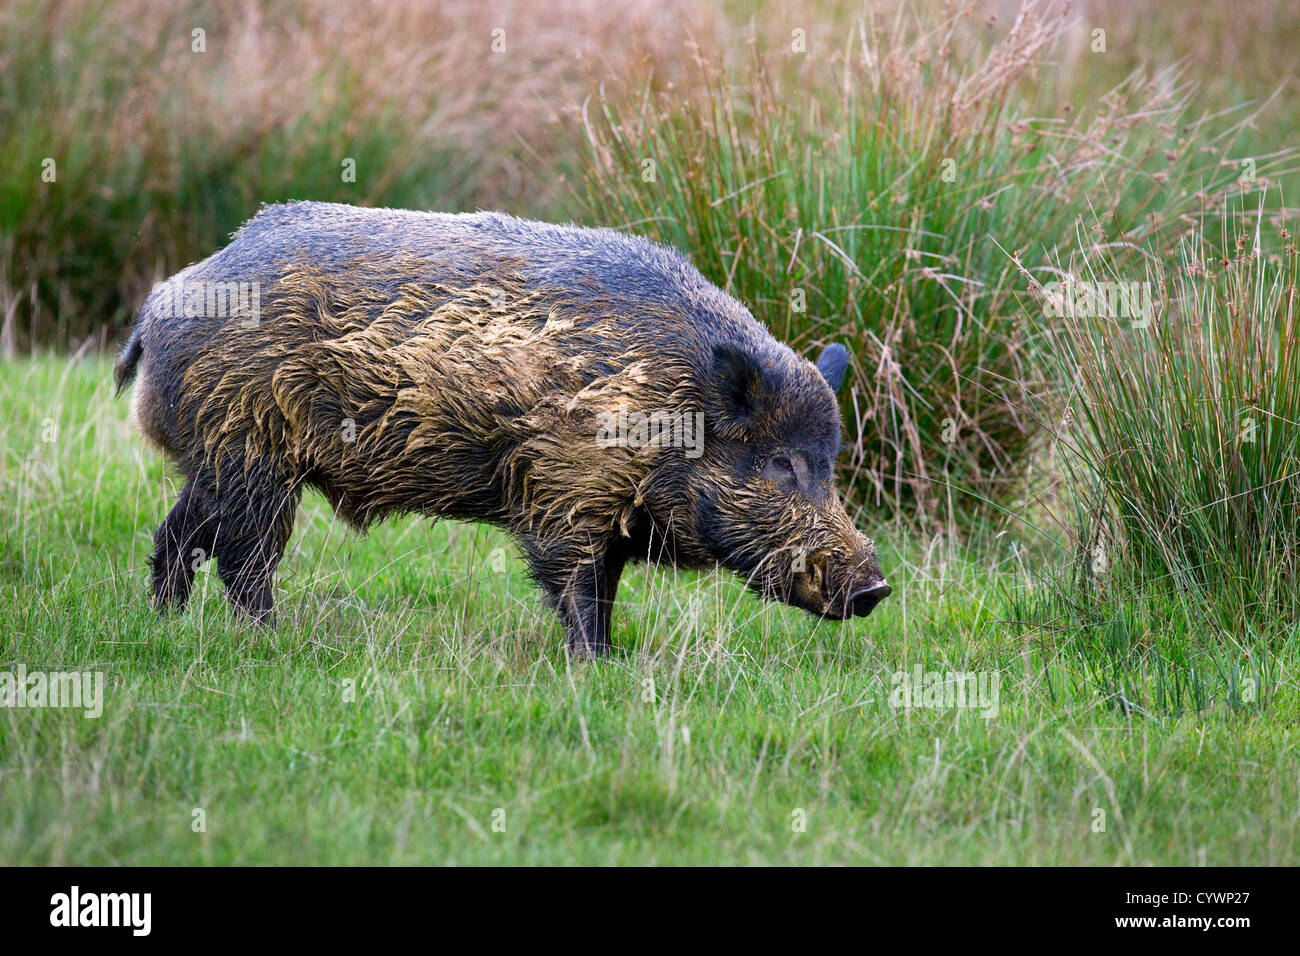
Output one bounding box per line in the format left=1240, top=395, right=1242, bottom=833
left=203, top=464, right=302, bottom=627
left=151, top=479, right=218, bottom=612
left=525, top=541, right=626, bottom=658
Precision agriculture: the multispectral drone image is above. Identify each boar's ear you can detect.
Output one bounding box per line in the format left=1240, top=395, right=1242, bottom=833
left=815, top=343, right=851, bottom=393
left=712, top=343, right=773, bottom=429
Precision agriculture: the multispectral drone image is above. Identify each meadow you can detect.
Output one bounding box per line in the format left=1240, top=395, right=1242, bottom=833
left=2, top=0, right=1299, bottom=865
left=1, top=357, right=1296, bottom=865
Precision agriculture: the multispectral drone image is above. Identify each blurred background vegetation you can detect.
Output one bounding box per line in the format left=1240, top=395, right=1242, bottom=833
left=4, top=1, right=1292, bottom=345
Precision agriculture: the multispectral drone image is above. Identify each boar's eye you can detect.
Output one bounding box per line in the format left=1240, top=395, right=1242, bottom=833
left=761, top=453, right=804, bottom=488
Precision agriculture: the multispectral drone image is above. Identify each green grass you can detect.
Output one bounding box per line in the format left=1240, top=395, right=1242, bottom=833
left=1, top=356, right=1296, bottom=864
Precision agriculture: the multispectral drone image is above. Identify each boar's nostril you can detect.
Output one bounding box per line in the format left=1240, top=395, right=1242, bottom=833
left=849, top=583, right=891, bottom=617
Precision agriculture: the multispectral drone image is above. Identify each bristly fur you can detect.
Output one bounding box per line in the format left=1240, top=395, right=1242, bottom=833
left=121, top=201, right=887, bottom=655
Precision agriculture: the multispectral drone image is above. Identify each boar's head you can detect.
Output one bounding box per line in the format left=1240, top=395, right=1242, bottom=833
left=686, top=341, right=890, bottom=620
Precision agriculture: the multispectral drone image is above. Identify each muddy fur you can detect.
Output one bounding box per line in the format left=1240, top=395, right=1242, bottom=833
left=117, top=202, right=888, bottom=655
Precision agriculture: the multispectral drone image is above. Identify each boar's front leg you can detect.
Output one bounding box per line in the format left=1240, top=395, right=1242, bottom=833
left=522, top=538, right=625, bottom=658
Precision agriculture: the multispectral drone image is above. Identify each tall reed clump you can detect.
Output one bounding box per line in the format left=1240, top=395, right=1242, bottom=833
left=1040, top=208, right=1300, bottom=625
left=570, top=4, right=1284, bottom=525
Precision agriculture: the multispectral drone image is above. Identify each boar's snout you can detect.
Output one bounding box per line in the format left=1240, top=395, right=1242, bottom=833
left=847, top=581, right=892, bottom=617
left=823, top=554, right=891, bottom=619
left=786, top=544, right=891, bottom=620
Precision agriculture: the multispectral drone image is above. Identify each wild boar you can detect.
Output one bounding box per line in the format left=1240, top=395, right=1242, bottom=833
left=116, top=202, right=890, bottom=656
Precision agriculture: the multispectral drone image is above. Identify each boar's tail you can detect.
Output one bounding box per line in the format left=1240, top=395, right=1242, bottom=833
left=113, top=324, right=143, bottom=395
